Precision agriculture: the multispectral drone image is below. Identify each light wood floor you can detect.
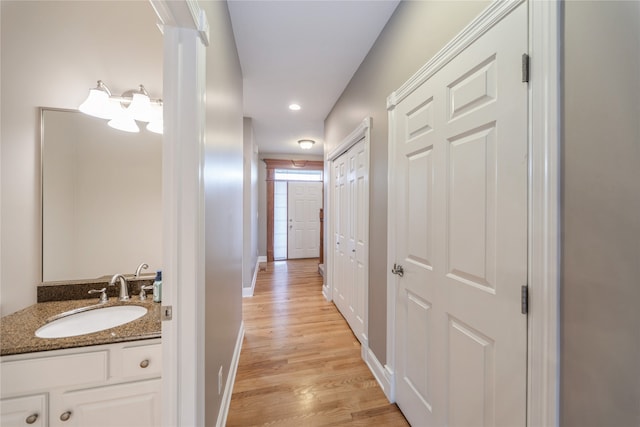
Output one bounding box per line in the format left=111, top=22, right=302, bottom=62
left=227, top=259, right=409, bottom=426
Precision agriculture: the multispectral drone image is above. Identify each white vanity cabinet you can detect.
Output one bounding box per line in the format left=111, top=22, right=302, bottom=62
left=0, top=394, right=47, bottom=426
left=50, top=378, right=161, bottom=427
left=0, top=339, right=161, bottom=427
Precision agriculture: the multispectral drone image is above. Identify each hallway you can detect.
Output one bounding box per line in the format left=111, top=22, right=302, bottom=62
left=227, top=259, right=408, bottom=426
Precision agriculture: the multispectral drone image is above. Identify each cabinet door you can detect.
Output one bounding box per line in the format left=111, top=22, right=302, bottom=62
left=1, top=394, right=47, bottom=427
left=51, top=379, right=161, bottom=427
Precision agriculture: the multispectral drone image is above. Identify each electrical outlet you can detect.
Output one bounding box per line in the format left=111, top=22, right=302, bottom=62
left=218, top=366, right=223, bottom=395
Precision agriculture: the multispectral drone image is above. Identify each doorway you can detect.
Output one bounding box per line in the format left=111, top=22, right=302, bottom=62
left=273, top=180, right=323, bottom=260
left=387, top=2, right=529, bottom=425
left=326, top=118, right=371, bottom=346
left=264, top=159, right=324, bottom=262
left=287, top=181, right=323, bottom=259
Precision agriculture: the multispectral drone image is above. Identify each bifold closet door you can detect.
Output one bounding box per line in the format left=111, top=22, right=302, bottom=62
left=332, top=140, right=367, bottom=343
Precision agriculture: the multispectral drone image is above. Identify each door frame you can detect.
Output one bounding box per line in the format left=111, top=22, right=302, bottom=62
left=150, top=0, right=209, bottom=425
left=263, top=159, right=324, bottom=262
left=385, top=1, right=561, bottom=425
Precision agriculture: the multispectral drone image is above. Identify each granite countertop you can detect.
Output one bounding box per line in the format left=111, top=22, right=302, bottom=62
left=0, top=297, right=161, bottom=356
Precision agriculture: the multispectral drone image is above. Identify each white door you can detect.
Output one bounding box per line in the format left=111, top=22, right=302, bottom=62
left=347, top=140, right=367, bottom=341
left=333, top=158, right=348, bottom=313
left=287, top=181, right=322, bottom=259
left=390, top=4, right=528, bottom=426
left=332, top=140, right=368, bottom=343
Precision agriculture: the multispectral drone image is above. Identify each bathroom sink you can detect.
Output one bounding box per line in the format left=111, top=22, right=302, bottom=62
left=35, top=305, right=147, bottom=339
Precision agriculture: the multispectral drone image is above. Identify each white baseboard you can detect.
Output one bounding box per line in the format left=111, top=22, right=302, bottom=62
left=362, top=344, right=394, bottom=403
left=243, top=258, right=261, bottom=298
left=216, top=321, right=245, bottom=427
left=322, top=284, right=331, bottom=301
left=258, top=255, right=267, bottom=263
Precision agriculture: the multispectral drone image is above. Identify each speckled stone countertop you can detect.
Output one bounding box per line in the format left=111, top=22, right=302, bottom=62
left=0, top=297, right=161, bottom=356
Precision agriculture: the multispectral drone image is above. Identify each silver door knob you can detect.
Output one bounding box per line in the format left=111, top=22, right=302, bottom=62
left=140, top=359, right=150, bottom=368
left=25, top=413, right=39, bottom=424
left=60, top=411, right=72, bottom=422
left=391, top=263, right=404, bottom=277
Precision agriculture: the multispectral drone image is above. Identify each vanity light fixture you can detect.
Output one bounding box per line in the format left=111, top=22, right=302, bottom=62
left=79, top=80, right=163, bottom=134
left=108, top=106, right=140, bottom=133
left=146, top=103, right=164, bottom=134
left=78, top=80, right=118, bottom=119
left=289, top=103, right=301, bottom=111
left=298, top=139, right=315, bottom=150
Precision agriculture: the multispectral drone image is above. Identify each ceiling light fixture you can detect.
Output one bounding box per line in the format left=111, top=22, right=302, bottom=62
left=79, top=80, right=163, bottom=134
left=288, top=103, right=301, bottom=111
left=298, top=139, right=315, bottom=150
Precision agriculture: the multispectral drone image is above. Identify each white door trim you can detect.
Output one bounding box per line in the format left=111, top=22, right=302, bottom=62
left=327, top=117, right=371, bottom=161
left=385, top=1, right=561, bottom=425
left=150, top=1, right=209, bottom=426
left=527, top=1, right=561, bottom=425
left=324, top=117, right=371, bottom=302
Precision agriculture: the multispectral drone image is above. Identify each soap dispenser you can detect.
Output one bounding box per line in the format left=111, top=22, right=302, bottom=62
left=153, top=271, right=162, bottom=303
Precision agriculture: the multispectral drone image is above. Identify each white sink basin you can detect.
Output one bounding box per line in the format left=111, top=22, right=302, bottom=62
left=36, top=305, right=147, bottom=339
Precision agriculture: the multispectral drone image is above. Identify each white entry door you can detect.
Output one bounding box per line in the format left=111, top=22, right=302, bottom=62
left=390, top=3, right=528, bottom=426
left=288, top=181, right=322, bottom=259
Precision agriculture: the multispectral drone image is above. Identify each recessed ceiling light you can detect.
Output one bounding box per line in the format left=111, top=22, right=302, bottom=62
left=289, top=103, right=301, bottom=111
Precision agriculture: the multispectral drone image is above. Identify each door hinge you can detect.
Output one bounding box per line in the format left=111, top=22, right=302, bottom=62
left=161, top=305, right=173, bottom=321
left=522, top=53, right=530, bottom=83
left=521, top=286, right=529, bottom=314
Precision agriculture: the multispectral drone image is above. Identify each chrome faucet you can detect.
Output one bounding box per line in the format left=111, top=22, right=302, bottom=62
left=109, top=274, right=130, bottom=301
left=134, top=262, right=149, bottom=278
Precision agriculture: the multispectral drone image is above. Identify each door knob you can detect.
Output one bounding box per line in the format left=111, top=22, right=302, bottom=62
left=391, top=263, right=404, bottom=277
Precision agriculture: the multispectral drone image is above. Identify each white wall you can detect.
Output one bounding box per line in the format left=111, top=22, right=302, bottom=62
left=243, top=117, right=259, bottom=288
left=0, top=1, right=162, bottom=315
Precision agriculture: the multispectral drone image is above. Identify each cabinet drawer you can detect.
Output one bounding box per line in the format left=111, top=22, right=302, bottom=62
left=1, top=351, right=108, bottom=396
left=0, top=394, right=47, bottom=427
left=118, top=343, right=161, bottom=379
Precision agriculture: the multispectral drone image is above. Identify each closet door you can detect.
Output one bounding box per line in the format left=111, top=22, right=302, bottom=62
left=333, top=155, right=348, bottom=315
left=332, top=140, right=367, bottom=343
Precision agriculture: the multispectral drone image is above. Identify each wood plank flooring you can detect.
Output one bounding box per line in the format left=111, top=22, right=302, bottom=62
left=227, top=259, right=409, bottom=426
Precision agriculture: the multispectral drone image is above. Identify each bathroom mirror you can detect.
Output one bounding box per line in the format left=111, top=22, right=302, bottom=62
left=41, top=108, right=162, bottom=282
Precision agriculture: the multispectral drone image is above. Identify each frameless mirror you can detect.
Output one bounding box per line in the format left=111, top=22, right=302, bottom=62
left=41, top=108, right=162, bottom=282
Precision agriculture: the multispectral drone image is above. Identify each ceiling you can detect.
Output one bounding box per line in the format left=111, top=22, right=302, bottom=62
left=227, top=0, right=400, bottom=156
